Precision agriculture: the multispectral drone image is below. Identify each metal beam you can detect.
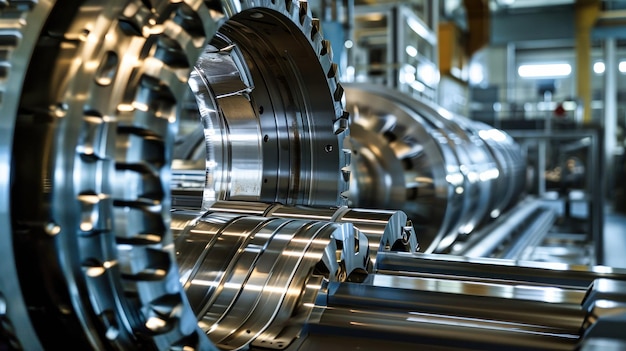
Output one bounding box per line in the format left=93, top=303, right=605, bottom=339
left=604, top=38, right=617, bottom=201
left=575, top=0, right=600, bottom=124
left=464, top=0, right=490, bottom=55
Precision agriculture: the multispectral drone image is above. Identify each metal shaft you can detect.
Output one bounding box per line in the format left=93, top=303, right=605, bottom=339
left=344, top=83, right=526, bottom=253
left=172, top=210, right=370, bottom=349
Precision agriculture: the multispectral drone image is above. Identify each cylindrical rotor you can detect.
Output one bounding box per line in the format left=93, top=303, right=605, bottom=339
left=172, top=210, right=369, bottom=349
left=344, top=83, right=525, bottom=253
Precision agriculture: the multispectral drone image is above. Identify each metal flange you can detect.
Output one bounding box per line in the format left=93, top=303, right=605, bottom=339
left=174, top=0, right=351, bottom=209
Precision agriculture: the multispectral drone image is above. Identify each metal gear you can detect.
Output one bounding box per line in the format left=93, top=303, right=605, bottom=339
left=0, top=0, right=351, bottom=350
left=173, top=0, right=351, bottom=209
left=6, top=1, right=219, bottom=349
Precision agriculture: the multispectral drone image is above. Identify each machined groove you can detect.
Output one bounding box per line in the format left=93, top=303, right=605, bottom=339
left=174, top=0, right=351, bottom=208
left=173, top=210, right=369, bottom=349
left=1, top=3, right=625, bottom=351
left=197, top=200, right=419, bottom=267
left=4, top=1, right=356, bottom=349
left=6, top=1, right=218, bottom=349
left=345, top=83, right=525, bottom=253
left=0, top=2, right=56, bottom=350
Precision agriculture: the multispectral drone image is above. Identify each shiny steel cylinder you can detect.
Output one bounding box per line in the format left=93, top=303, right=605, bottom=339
left=303, top=304, right=578, bottom=351
left=296, top=272, right=587, bottom=350
left=172, top=210, right=369, bottom=349
left=205, top=200, right=420, bottom=266
left=344, top=83, right=525, bottom=253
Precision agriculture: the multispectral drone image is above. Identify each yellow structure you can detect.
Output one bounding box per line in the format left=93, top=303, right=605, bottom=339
left=575, top=0, right=600, bottom=124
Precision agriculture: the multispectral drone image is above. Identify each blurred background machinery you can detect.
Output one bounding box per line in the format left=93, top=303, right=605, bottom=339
left=1, top=1, right=626, bottom=350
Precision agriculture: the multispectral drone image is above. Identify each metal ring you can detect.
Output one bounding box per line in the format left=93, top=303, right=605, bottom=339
left=174, top=0, right=351, bottom=208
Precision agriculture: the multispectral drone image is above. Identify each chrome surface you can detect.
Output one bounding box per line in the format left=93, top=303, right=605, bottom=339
left=0, top=0, right=347, bottom=350
left=205, top=200, right=419, bottom=266
left=1, top=2, right=626, bottom=351
left=174, top=0, right=351, bottom=209
left=304, top=305, right=578, bottom=351
left=173, top=210, right=369, bottom=349
left=344, top=83, right=526, bottom=253
left=375, top=251, right=626, bottom=289
left=5, top=1, right=218, bottom=349
left=297, top=272, right=585, bottom=350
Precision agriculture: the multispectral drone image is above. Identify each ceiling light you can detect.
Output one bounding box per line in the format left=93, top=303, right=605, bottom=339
left=594, top=62, right=605, bottom=74
left=518, top=63, right=571, bottom=78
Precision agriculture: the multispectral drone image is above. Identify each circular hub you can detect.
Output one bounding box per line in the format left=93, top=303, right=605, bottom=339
left=175, top=3, right=350, bottom=209
left=0, top=1, right=349, bottom=350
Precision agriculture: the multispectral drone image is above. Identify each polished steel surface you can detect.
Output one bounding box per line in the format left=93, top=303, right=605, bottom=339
left=376, top=251, right=626, bottom=289
left=5, top=1, right=218, bottom=349
left=173, top=210, right=369, bottom=349
left=204, top=200, right=419, bottom=266
left=0, top=4, right=55, bottom=350
left=174, top=1, right=351, bottom=209
left=305, top=305, right=578, bottom=351
left=471, top=121, right=526, bottom=219
left=0, top=1, right=345, bottom=350
left=168, top=208, right=626, bottom=350
left=344, top=83, right=526, bottom=253
left=2, top=2, right=626, bottom=351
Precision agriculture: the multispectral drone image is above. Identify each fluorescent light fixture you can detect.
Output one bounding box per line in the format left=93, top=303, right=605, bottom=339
left=619, top=61, right=626, bottom=73
left=593, top=61, right=605, bottom=74
left=518, top=63, right=571, bottom=78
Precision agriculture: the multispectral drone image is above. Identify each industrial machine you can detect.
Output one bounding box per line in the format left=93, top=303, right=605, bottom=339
left=1, top=1, right=625, bottom=350
left=344, top=83, right=527, bottom=253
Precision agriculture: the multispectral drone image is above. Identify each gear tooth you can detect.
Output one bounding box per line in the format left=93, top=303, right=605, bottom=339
left=298, top=0, right=308, bottom=24
left=334, top=119, right=348, bottom=135
left=333, top=116, right=348, bottom=135
left=320, top=39, right=331, bottom=57
left=327, top=62, right=338, bottom=79
left=343, top=148, right=352, bottom=167
left=311, top=18, right=320, bottom=40
left=334, top=82, right=344, bottom=102
left=341, top=169, right=351, bottom=182
left=319, top=55, right=333, bottom=77
left=335, top=103, right=345, bottom=120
